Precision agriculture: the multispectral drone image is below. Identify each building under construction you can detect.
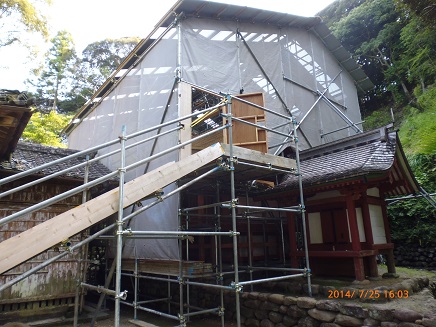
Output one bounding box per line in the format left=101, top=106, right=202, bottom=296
left=0, top=1, right=427, bottom=326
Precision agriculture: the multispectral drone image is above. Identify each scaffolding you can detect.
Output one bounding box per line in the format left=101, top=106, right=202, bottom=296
left=0, top=82, right=310, bottom=327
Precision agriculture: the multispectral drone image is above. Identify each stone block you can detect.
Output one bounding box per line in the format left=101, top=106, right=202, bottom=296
left=269, top=311, right=284, bottom=323
left=284, top=296, right=298, bottom=305
left=316, top=300, right=341, bottom=312
left=260, top=319, right=275, bottom=327
left=245, top=318, right=260, bottom=327
left=297, top=297, right=317, bottom=309
left=259, top=301, right=279, bottom=312
left=422, top=318, right=436, bottom=327
left=380, top=322, right=398, bottom=327
left=393, top=309, right=423, bottom=322
left=298, top=316, right=320, bottom=327
left=364, top=317, right=381, bottom=326
left=287, top=305, right=307, bottom=318
left=369, top=307, right=394, bottom=321
left=334, top=313, right=363, bottom=327
left=283, top=315, right=299, bottom=327
left=339, top=303, right=367, bottom=319
left=268, top=293, right=286, bottom=305
left=308, top=308, right=337, bottom=322
left=255, top=309, right=269, bottom=320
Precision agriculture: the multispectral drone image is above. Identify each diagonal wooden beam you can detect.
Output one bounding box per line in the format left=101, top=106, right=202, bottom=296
left=0, top=143, right=226, bottom=274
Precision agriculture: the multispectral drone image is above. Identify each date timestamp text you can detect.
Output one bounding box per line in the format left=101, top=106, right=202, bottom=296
left=327, top=289, right=409, bottom=299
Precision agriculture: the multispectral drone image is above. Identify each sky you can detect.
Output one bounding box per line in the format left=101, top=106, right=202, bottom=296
left=0, top=0, right=336, bottom=91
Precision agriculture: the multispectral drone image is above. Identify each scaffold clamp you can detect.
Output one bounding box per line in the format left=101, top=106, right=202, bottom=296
left=304, top=268, right=312, bottom=277
left=177, top=276, right=185, bottom=285
left=123, top=228, right=133, bottom=236
left=116, top=290, right=128, bottom=300
left=230, top=281, right=243, bottom=293
left=177, top=314, right=187, bottom=326
left=216, top=273, right=223, bottom=283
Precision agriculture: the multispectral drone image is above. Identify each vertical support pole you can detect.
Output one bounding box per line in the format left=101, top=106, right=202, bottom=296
left=280, top=217, right=286, bottom=266
left=216, top=181, right=225, bottom=327
left=245, top=190, right=254, bottom=291
left=179, top=209, right=185, bottom=326
left=263, top=218, right=269, bottom=267
left=73, top=155, right=90, bottom=327
left=226, top=94, right=242, bottom=327
left=293, top=118, right=312, bottom=296
left=134, top=258, right=138, bottom=319
left=114, top=125, right=127, bottom=327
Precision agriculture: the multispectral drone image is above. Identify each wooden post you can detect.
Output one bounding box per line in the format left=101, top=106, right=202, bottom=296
left=287, top=212, right=299, bottom=268
left=346, top=195, right=361, bottom=252
left=178, top=82, right=192, bottom=159
left=353, top=257, right=365, bottom=281
left=346, top=193, right=365, bottom=280
left=361, top=192, right=378, bottom=278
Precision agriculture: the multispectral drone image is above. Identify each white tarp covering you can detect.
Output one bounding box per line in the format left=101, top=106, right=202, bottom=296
left=68, top=16, right=362, bottom=260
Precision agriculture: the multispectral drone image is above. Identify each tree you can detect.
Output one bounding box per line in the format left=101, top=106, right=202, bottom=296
left=0, top=0, right=50, bottom=47
left=395, top=0, right=436, bottom=28
left=329, top=0, right=413, bottom=105
left=76, top=37, right=140, bottom=98
left=27, top=30, right=79, bottom=113
left=388, top=153, right=436, bottom=244
left=396, top=6, right=436, bottom=92
left=21, top=110, right=72, bottom=147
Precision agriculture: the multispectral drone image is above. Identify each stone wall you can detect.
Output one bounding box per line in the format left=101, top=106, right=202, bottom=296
left=394, top=243, right=436, bottom=270
left=139, top=275, right=436, bottom=326
left=197, top=276, right=436, bottom=327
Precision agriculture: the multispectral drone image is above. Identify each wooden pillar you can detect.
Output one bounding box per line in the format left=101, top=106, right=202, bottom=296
left=353, top=257, right=365, bottom=281
left=287, top=212, right=299, bottom=268
left=361, top=193, right=378, bottom=278
left=385, top=248, right=397, bottom=274
left=380, top=199, right=392, bottom=244
left=346, top=193, right=365, bottom=280
left=346, top=195, right=361, bottom=252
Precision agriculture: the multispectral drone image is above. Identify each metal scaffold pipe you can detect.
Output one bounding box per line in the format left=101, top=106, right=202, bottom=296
left=114, top=126, right=127, bottom=327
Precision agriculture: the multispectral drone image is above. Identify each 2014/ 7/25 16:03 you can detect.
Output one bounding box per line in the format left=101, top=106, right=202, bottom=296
left=327, top=289, right=409, bottom=299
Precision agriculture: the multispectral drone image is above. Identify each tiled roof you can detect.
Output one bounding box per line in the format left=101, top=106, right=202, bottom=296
left=276, top=127, right=417, bottom=195
left=0, top=142, right=114, bottom=181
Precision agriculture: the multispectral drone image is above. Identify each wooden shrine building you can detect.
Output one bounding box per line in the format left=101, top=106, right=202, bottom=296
left=258, top=125, right=421, bottom=281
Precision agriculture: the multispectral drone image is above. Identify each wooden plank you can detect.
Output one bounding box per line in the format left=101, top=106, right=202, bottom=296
left=0, top=143, right=226, bottom=274
left=221, top=143, right=296, bottom=170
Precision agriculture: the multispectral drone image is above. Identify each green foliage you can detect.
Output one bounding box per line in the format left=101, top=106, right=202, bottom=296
left=0, top=0, right=50, bottom=47
left=21, top=110, right=72, bottom=147
left=362, top=107, right=393, bottom=131
left=388, top=153, right=436, bottom=244
left=398, top=87, right=436, bottom=155
left=395, top=0, right=436, bottom=28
